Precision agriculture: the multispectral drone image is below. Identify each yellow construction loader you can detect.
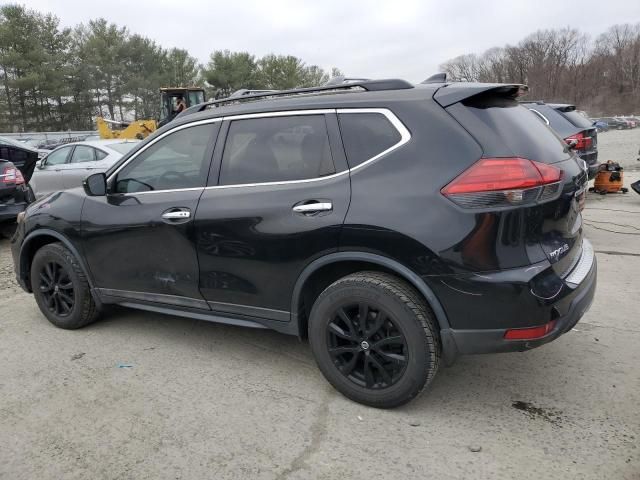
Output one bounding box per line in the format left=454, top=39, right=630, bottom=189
left=97, top=87, right=206, bottom=140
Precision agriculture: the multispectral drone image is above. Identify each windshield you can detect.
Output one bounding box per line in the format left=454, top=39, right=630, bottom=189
left=109, top=142, right=139, bottom=154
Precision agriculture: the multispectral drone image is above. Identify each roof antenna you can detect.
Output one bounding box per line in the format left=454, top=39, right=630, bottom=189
left=422, top=73, right=447, bottom=84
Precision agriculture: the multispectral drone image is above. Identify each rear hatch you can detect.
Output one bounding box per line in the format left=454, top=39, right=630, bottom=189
left=436, top=85, right=587, bottom=277
left=0, top=137, right=39, bottom=183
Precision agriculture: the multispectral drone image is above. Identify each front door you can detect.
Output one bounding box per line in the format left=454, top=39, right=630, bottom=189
left=32, top=145, right=73, bottom=198
left=194, top=112, right=350, bottom=321
left=81, top=121, right=220, bottom=308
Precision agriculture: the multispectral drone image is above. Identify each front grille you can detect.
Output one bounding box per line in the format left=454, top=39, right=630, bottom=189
left=565, top=239, right=594, bottom=288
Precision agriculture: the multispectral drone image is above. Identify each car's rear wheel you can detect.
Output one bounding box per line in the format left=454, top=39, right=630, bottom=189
left=308, top=272, right=440, bottom=408
left=31, top=242, right=99, bottom=329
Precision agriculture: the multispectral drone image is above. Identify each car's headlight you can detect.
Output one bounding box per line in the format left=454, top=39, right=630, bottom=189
left=16, top=211, right=26, bottom=224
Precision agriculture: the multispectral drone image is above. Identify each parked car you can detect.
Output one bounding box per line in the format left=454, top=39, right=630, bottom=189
left=522, top=101, right=599, bottom=178
left=11, top=78, right=596, bottom=408
left=0, top=137, right=39, bottom=236
left=29, top=140, right=139, bottom=199
left=599, top=117, right=629, bottom=130
left=619, top=116, right=638, bottom=128
left=591, top=119, right=609, bottom=132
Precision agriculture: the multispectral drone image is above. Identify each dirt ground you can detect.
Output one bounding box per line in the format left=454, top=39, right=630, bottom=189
left=0, top=129, right=639, bottom=480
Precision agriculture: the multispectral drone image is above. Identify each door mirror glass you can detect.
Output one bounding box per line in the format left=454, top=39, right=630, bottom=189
left=83, top=172, right=107, bottom=196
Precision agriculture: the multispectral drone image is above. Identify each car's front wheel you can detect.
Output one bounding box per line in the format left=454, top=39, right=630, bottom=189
left=309, top=272, right=440, bottom=408
left=30, top=242, right=100, bottom=329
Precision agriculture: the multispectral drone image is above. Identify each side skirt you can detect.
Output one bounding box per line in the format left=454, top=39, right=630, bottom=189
left=95, top=288, right=298, bottom=335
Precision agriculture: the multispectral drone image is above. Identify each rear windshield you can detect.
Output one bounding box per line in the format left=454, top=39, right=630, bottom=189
left=449, top=96, right=571, bottom=164
left=109, top=142, right=138, bottom=154
left=559, top=110, right=593, bottom=129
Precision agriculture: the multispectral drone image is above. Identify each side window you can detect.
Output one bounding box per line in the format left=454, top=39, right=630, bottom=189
left=95, top=149, right=108, bottom=160
left=338, top=113, right=401, bottom=167
left=114, top=124, right=213, bottom=193
left=70, top=145, right=96, bottom=163
left=45, top=146, right=72, bottom=166
left=219, top=115, right=335, bottom=186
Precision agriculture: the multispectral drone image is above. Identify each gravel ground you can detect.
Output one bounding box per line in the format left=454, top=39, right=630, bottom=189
left=0, top=129, right=638, bottom=479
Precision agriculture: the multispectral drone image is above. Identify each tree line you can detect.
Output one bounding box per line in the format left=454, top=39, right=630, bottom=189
left=0, top=4, right=341, bottom=132
left=440, top=24, right=640, bottom=116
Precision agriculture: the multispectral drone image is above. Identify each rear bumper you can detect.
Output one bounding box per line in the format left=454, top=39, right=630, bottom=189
left=438, top=242, right=597, bottom=364
left=0, top=199, right=27, bottom=222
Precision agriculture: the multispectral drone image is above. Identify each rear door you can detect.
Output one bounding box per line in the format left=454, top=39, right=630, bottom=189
left=63, top=145, right=100, bottom=190
left=193, top=111, right=350, bottom=321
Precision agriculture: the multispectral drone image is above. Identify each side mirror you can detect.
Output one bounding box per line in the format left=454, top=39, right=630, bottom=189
left=83, top=172, right=107, bottom=196
left=38, top=160, right=46, bottom=169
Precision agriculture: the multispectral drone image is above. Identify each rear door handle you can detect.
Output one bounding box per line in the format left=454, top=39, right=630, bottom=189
left=161, top=208, right=191, bottom=223
left=162, top=210, right=191, bottom=219
left=292, top=202, right=333, bottom=214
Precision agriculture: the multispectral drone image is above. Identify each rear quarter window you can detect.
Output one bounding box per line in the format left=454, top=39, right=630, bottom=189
left=451, top=97, right=571, bottom=164
left=338, top=112, right=401, bottom=167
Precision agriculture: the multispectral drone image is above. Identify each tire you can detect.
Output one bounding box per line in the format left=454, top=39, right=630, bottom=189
left=308, top=271, right=440, bottom=408
left=30, top=242, right=100, bottom=329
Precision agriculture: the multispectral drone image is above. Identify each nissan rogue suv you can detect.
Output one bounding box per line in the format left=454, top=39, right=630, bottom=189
left=11, top=78, right=596, bottom=408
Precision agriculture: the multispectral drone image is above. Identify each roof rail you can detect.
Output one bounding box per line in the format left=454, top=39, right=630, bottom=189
left=324, top=76, right=372, bottom=86
left=177, top=78, right=414, bottom=118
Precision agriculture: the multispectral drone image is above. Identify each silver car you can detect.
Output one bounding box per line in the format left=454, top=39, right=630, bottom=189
left=30, top=140, right=139, bottom=198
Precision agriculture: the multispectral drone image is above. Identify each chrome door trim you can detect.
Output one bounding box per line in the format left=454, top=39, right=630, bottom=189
left=107, top=108, right=411, bottom=195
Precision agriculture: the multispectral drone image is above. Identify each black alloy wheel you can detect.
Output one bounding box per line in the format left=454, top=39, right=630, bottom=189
left=309, top=272, right=440, bottom=408
left=327, top=302, right=408, bottom=389
left=30, top=242, right=100, bottom=329
left=38, top=261, right=75, bottom=316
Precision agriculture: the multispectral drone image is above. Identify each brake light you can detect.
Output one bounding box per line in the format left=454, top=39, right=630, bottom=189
left=565, top=132, right=592, bottom=150
left=504, top=320, right=556, bottom=340
left=1, top=164, right=20, bottom=185
left=441, top=157, right=563, bottom=209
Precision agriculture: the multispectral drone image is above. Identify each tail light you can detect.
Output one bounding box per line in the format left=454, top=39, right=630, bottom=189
left=0, top=164, right=25, bottom=185
left=441, top=157, right=563, bottom=209
left=564, top=132, right=592, bottom=150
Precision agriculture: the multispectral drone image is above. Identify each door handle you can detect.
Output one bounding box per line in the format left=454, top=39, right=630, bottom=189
left=292, top=202, right=333, bottom=214
left=162, top=210, right=191, bottom=220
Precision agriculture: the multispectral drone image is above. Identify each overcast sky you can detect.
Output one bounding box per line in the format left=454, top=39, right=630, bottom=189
left=22, top=0, right=640, bottom=82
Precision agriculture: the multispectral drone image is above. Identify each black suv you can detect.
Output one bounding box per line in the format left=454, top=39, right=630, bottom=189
left=523, top=102, right=598, bottom=178
left=11, top=79, right=596, bottom=408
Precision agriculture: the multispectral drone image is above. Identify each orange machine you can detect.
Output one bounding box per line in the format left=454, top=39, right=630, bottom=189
left=590, top=161, right=629, bottom=195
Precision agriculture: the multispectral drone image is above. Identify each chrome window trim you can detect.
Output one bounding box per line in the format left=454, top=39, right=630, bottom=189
left=107, top=108, right=411, bottom=195
left=529, top=108, right=550, bottom=126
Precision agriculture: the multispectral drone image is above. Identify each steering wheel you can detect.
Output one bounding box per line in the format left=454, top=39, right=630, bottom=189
left=157, top=170, right=189, bottom=189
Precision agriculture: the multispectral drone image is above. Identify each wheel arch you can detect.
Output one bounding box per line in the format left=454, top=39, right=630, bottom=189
left=291, top=252, right=451, bottom=337
left=20, top=229, right=95, bottom=294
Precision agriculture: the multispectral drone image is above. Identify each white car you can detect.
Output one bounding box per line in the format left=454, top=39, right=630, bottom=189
left=30, top=140, right=139, bottom=198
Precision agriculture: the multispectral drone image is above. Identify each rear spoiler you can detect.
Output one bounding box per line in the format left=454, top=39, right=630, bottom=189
left=434, top=83, right=528, bottom=108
